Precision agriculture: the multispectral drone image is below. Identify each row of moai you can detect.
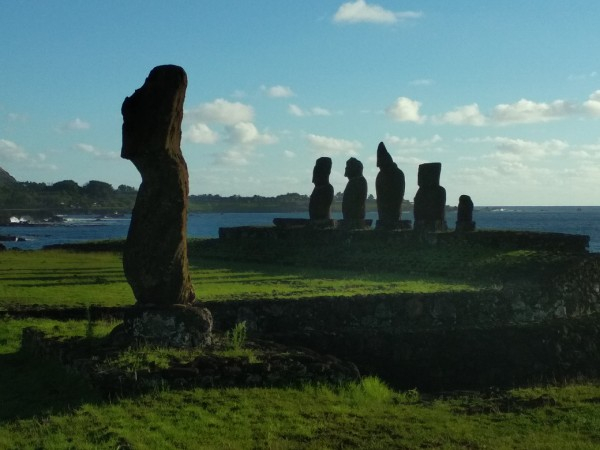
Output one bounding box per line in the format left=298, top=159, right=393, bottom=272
left=115, top=64, right=475, bottom=351
left=309, top=142, right=475, bottom=232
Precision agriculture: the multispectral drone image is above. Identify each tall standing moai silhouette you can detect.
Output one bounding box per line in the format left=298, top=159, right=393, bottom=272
left=455, top=194, right=476, bottom=232
left=116, top=64, right=212, bottom=348
left=309, top=157, right=334, bottom=221
left=413, top=162, right=447, bottom=232
left=341, top=157, right=369, bottom=229
left=375, top=142, right=406, bottom=229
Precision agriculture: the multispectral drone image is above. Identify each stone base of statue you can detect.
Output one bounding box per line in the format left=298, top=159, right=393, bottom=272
left=309, top=219, right=337, bottom=229
left=338, top=219, right=372, bottom=230
left=455, top=221, right=476, bottom=232
left=413, top=219, right=448, bottom=232
left=375, top=219, right=412, bottom=230
left=110, top=304, right=213, bottom=348
left=272, top=218, right=337, bottom=229
left=273, top=218, right=310, bottom=228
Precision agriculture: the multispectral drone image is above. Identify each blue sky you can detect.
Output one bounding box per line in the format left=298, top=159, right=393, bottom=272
left=2, top=1, right=600, bottom=205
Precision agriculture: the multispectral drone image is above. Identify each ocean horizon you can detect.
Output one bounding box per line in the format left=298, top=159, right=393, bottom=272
left=2, top=206, right=600, bottom=252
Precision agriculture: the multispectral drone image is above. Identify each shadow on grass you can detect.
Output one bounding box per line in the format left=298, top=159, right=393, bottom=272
left=0, top=350, right=102, bottom=422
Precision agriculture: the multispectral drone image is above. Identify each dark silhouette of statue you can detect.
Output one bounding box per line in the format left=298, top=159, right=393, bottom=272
left=121, top=65, right=194, bottom=306
left=413, top=162, right=447, bottom=231
left=342, top=157, right=368, bottom=222
left=375, top=142, right=405, bottom=228
left=115, top=64, right=212, bottom=348
left=455, top=194, right=476, bottom=232
left=309, top=157, right=334, bottom=220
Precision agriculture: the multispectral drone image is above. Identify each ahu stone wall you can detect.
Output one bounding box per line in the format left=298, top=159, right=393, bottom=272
left=205, top=253, right=600, bottom=389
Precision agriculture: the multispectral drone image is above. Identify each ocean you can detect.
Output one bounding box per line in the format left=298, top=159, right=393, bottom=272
left=2, top=206, right=600, bottom=252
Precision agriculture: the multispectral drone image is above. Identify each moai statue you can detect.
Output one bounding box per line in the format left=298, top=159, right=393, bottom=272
left=455, top=194, right=476, bottom=232
left=117, top=65, right=212, bottom=348
left=413, top=162, right=447, bottom=232
left=375, top=142, right=405, bottom=229
left=309, top=157, right=334, bottom=220
left=341, top=157, right=368, bottom=229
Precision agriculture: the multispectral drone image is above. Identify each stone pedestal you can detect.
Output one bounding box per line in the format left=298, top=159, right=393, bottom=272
left=111, top=305, right=213, bottom=348
left=338, top=219, right=372, bottom=230
left=309, top=219, right=337, bottom=229
left=414, top=219, right=448, bottom=232
left=375, top=219, right=412, bottom=230
left=455, top=221, right=476, bottom=232
left=273, top=218, right=310, bottom=228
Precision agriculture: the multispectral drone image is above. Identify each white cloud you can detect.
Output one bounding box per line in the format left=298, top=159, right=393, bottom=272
left=284, top=150, right=296, bottom=158
left=491, top=99, right=575, bottom=124
left=567, top=71, right=598, bottom=81
left=288, top=104, right=305, bottom=117
left=333, top=0, right=422, bottom=24
left=311, top=107, right=331, bottom=116
left=214, top=149, right=251, bottom=166
left=288, top=104, right=332, bottom=117
left=437, top=104, right=487, bottom=126
left=0, top=139, right=57, bottom=170
left=409, top=79, right=434, bottom=86
left=226, top=122, right=277, bottom=146
left=184, top=123, right=219, bottom=144
left=384, top=134, right=442, bottom=149
left=463, top=136, right=568, bottom=161
left=0, top=139, right=28, bottom=162
left=7, top=112, right=27, bottom=122
left=231, top=90, right=247, bottom=99
left=262, top=85, right=295, bottom=98
left=74, top=143, right=119, bottom=160
left=583, top=90, right=600, bottom=116
left=306, top=133, right=362, bottom=156
left=436, top=93, right=600, bottom=126
left=61, top=117, right=90, bottom=131
left=386, top=97, right=424, bottom=123
left=186, top=99, right=254, bottom=125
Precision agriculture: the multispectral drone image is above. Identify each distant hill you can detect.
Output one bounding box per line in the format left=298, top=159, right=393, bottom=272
left=0, top=167, right=17, bottom=186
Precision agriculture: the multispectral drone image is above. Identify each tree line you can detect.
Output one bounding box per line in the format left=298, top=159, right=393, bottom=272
left=0, top=180, right=138, bottom=212
left=0, top=179, right=413, bottom=217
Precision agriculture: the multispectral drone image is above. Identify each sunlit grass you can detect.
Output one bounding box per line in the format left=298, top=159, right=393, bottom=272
left=0, top=250, right=132, bottom=308
left=0, top=249, right=481, bottom=309
left=1, top=319, right=600, bottom=449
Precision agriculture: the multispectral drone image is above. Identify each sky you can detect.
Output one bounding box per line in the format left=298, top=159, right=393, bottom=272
left=2, top=1, right=600, bottom=206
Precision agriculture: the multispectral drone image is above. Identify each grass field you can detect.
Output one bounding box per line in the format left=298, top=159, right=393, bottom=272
left=2, top=318, right=600, bottom=449
left=0, top=249, right=480, bottom=309
left=1, top=245, right=599, bottom=448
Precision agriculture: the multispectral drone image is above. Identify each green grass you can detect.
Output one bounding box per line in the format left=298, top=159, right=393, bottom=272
left=1, top=244, right=598, bottom=447
left=1, top=319, right=600, bottom=449
left=0, top=250, right=132, bottom=308
left=0, top=249, right=481, bottom=309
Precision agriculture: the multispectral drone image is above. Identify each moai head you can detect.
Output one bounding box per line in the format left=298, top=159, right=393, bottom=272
left=344, top=157, right=364, bottom=179
left=376, top=142, right=394, bottom=168
left=457, top=195, right=474, bottom=222
left=417, top=162, right=442, bottom=188
left=312, top=157, right=332, bottom=186
left=121, top=65, right=187, bottom=162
